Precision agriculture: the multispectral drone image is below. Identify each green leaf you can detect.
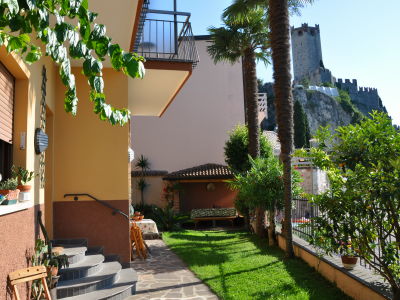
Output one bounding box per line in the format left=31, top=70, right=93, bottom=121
left=9, top=14, right=24, bottom=32
left=94, top=36, right=109, bottom=58
left=89, top=76, right=104, bottom=93
left=138, top=61, right=145, bottom=78
left=81, top=0, right=88, bottom=10
left=54, top=22, right=69, bottom=43
left=4, top=0, right=19, bottom=14
left=25, top=46, right=41, bottom=64
left=7, top=36, right=23, bottom=52
left=124, top=56, right=140, bottom=78
left=69, top=40, right=87, bottom=59
left=89, top=23, right=106, bottom=40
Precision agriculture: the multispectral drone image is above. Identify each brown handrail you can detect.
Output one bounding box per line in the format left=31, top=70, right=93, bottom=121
left=63, top=193, right=129, bottom=220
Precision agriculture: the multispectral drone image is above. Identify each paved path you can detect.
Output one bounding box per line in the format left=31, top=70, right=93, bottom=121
left=126, top=240, right=219, bottom=300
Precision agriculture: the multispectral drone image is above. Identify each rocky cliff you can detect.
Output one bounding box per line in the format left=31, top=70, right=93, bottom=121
left=293, top=88, right=352, bottom=135
left=261, top=85, right=353, bottom=135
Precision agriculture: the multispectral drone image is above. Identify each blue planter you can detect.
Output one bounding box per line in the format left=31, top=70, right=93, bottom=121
left=1, top=199, right=18, bottom=205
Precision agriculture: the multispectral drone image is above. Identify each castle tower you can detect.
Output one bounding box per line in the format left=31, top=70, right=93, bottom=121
left=291, top=24, right=323, bottom=83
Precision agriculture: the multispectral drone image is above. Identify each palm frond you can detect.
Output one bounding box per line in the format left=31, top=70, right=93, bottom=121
left=135, top=154, right=150, bottom=171
left=207, top=26, right=244, bottom=64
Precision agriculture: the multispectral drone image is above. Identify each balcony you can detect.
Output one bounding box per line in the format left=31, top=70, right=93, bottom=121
left=133, top=7, right=199, bottom=67
left=128, top=3, right=199, bottom=117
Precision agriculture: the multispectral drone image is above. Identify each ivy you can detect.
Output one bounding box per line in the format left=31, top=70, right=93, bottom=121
left=0, top=0, right=145, bottom=125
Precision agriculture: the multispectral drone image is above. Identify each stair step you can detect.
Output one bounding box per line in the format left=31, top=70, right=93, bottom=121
left=59, top=254, right=104, bottom=281
left=87, top=246, right=104, bottom=255
left=61, top=268, right=138, bottom=300
left=52, top=239, right=88, bottom=247
left=57, top=261, right=122, bottom=298
left=105, top=254, right=120, bottom=263
left=60, top=246, right=87, bottom=264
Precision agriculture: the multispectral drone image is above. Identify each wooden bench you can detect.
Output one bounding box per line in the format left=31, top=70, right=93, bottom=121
left=191, top=208, right=238, bottom=228
left=193, top=216, right=237, bottom=228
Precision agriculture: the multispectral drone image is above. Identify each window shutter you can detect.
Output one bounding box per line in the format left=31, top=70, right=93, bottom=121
left=0, top=63, right=15, bottom=144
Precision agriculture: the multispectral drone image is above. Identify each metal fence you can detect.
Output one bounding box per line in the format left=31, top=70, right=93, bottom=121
left=288, top=198, right=398, bottom=272
left=134, top=15, right=199, bottom=66
left=291, top=197, right=319, bottom=240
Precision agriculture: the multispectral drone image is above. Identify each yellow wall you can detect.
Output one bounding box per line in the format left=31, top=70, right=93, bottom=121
left=0, top=47, right=57, bottom=207
left=131, top=176, right=167, bottom=208
left=277, top=235, right=386, bottom=300
left=53, top=68, right=130, bottom=202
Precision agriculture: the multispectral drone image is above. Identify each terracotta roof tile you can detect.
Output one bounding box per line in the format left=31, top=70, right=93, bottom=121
left=131, top=170, right=168, bottom=177
left=163, top=164, right=233, bottom=180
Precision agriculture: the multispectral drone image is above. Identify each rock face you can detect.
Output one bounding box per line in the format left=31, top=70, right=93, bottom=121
left=262, top=86, right=353, bottom=135
left=293, top=88, right=352, bottom=135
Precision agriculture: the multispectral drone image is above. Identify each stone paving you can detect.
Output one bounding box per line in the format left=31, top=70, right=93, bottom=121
left=126, top=240, right=219, bottom=300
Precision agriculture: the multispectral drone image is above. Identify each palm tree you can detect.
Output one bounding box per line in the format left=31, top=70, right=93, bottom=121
left=208, top=6, right=270, bottom=237
left=268, top=0, right=295, bottom=258
left=224, top=0, right=313, bottom=257
left=208, top=8, right=270, bottom=159
left=135, top=155, right=150, bottom=205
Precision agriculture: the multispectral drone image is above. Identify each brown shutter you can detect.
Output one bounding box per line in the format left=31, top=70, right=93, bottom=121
left=0, top=62, right=15, bottom=144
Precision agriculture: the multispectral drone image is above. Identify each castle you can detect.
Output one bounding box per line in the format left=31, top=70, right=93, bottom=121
left=291, top=23, right=385, bottom=115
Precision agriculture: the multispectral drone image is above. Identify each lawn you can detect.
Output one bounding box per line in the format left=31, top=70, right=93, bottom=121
left=163, top=230, right=351, bottom=300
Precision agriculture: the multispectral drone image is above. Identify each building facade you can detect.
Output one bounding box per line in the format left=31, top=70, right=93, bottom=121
left=0, top=0, right=197, bottom=298
left=131, top=35, right=246, bottom=211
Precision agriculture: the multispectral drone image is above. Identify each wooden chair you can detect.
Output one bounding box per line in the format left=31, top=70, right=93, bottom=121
left=8, top=266, right=51, bottom=300
left=130, top=222, right=147, bottom=260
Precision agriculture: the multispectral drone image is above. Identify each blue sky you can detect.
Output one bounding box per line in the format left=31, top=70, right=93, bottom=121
left=177, top=0, right=400, bottom=125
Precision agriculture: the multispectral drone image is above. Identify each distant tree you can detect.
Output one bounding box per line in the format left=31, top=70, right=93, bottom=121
left=209, top=1, right=271, bottom=238
left=208, top=5, right=270, bottom=160
left=225, top=125, right=273, bottom=174
left=224, top=0, right=314, bottom=256
left=225, top=125, right=273, bottom=234
left=135, top=155, right=150, bottom=205
left=293, top=100, right=310, bottom=148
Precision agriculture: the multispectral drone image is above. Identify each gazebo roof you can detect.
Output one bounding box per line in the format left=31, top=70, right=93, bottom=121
left=163, top=163, right=233, bottom=181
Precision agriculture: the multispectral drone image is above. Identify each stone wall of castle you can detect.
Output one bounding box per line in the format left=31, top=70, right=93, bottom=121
left=335, top=78, right=384, bottom=115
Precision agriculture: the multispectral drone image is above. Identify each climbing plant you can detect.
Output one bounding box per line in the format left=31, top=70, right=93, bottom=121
left=0, top=0, right=145, bottom=125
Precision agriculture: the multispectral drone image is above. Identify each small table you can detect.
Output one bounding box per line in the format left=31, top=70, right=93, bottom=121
left=130, top=219, right=159, bottom=236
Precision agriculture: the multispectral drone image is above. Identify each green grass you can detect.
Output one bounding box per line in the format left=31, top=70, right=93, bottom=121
left=163, top=230, right=351, bottom=300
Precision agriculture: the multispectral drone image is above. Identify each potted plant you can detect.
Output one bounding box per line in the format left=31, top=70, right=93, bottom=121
left=0, top=178, right=19, bottom=205
left=12, top=166, right=36, bottom=192
left=46, top=253, right=69, bottom=276
left=338, top=239, right=358, bottom=270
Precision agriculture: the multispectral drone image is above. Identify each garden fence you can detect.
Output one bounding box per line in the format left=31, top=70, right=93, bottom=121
left=284, top=198, right=398, bottom=272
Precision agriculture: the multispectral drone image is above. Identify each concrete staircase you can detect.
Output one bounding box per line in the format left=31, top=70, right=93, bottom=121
left=52, top=239, right=137, bottom=300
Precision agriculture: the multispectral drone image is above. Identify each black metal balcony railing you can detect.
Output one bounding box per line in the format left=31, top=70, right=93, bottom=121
left=134, top=10, right=199, bottom=67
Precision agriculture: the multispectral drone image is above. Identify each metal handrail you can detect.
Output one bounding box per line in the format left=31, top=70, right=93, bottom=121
left=63, top=193, right=129, bottom=220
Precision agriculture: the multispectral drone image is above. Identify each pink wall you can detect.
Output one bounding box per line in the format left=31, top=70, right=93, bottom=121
left=131, top=38, right=245, bottom=173
left=179, top=182, right=237, bottom=213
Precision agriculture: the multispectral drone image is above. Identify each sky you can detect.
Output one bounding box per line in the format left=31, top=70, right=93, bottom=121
left=176, top=0, right=400, bottom=125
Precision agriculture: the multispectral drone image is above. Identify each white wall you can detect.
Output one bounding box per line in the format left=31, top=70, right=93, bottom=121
left=131, top=38, right=245, bottom=172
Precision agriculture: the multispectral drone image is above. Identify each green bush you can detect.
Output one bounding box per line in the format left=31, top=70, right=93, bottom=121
left=224, top=124, right=273, bottom=174
left=297, top=112, right=400, bottom=297
left=335, top=89, right=364, bottom=124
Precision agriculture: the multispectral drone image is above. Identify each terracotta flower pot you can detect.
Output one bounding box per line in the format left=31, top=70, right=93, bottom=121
left=341, top=256, right=358, bottom=270
left=17, top=185, right=31, bottom=192
left=47, top=266, right=59, bottom=277
left=0, top=189, right=20, bottom=205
